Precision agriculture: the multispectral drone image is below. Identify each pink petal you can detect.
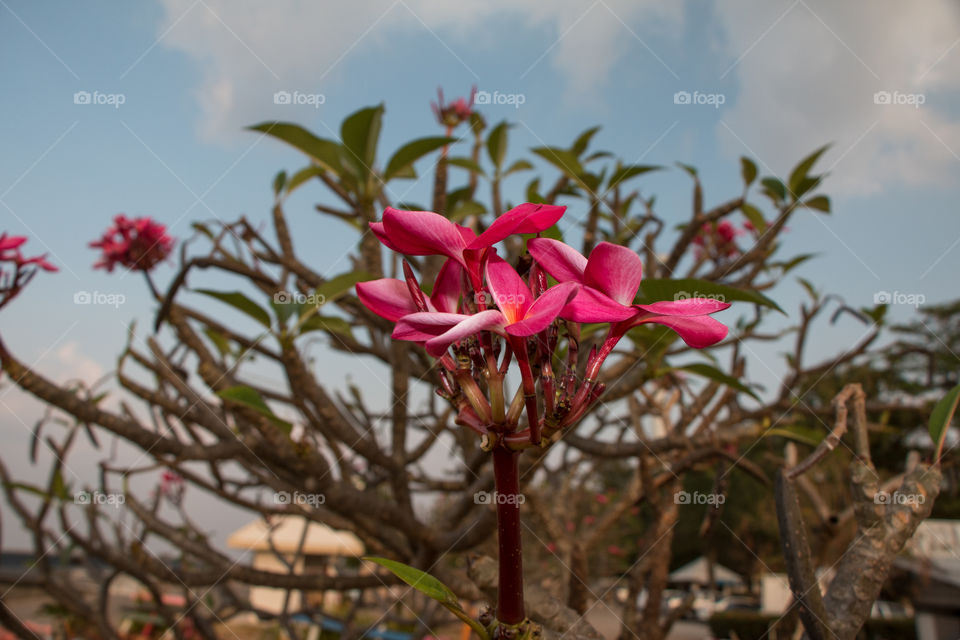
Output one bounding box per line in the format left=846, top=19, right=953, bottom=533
left=634, top=298, right=731, bottom=316
left=632, top=314, right=729, bottom=349
left=370, top=222, right=401, bottom=252
left=356, top=279, right=422, bottom=322
left=560, top=286, right=636, bottom=323
left=506, top=282, right=580, bottom=336
left=484, top=254, right=533, bottom=322
left=430, top=259, right=463, bottom=314
left=467, top=203, right=565, bottom=249
left=527, top=238, right=587, bottom=283
left=393, top=311, right=472, bottom=341
left=583, top=242, right=643, bottom=306
left=0, top=235, right=27, bottom=252
left=382, top=208, right=467, bottom=262
left=423, top=310, right=506, bottom=357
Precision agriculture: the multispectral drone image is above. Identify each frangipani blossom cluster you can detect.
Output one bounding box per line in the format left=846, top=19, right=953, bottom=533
left=357, top=204, right=731, bottom=449
left=89, top=214, right=174, bottom=273
left=0, top=233, right=57, bottom=310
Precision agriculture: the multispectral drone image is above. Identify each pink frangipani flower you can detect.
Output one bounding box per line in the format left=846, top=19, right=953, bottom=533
left=90, top=214, right=174, bottom=272
left=528, top=238, right=729, bottom=348
left=357, top=258, right=462, bottom=321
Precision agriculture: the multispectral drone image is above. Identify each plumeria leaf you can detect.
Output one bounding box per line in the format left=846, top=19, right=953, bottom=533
left=571, top=126, right=601, bottom=156
left=273, top=170, right=287, bottom=197
left=765, top=425, right=823, bottom=447
left=740, top=203, right=767, bottom=233
left=248, top=122, right=343, bottom=174
left=740, top=157, right=758, bottom=187
left=504, top=159, right=534, bottom=176
left=532, top=146, right=586, bottom=181
left=929, top=382, right=960, bottom=460
left=446, top=156, right=486, bottom=175
left=299, top=315, right=353, bottom=338
left=638, top=278, right=783, bottom=314
left=203, top=328, right=233, bottom=358
left=487, top=121, right=510, bottom=171
left=341, top=104, right=384, bottom=182
left=364, top=556, right=459, bottom=605
left=450, top=199, right=487, bottom=222
left=194, top=290, right=272, bottom=328
left=217, top=386, right=292, bottom=434
left=669, top=363, right=760, bottom=401
left=761, top=177, right=787, bottom=203
left=286, top=165, right=323, bottom=195
left=802, top=195, right=831, bottom=213
left=788, top=144, right=830, bottom=197
left=526, top=177, right=545, bottom=203
left=607, top=164, right=660, bottom=190
left=315, top=272, right=375, bottom=306
left=384, top=136, right=456, bottom=181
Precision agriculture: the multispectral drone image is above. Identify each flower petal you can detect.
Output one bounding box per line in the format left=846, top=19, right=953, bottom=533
left=527, top=238, right=587, bottom=284
left=634, top=298, right=731, bottom=316
left=423, top=309, right=506, bottom=357
left=370, top=222, right=401, bottom=252
left=381, top=207, right=467, bottom=262
left=506, top=282, right=580, bottom=336
left=484, top=254, right=534, bottom=322
left=430, top=259, right=463, bottom=314
left=632, top=314, right=729, bottom=349
left=582, top=242, right=643, bottom=306
left=560, top=286, right=636, bottom=323
left=393, top=311, right=472, bottom=341
left=467, top=203, right=565, bottom=249
left=356, top=279, right=422, bottom=322
left=0, top=235, right=27, bottom=252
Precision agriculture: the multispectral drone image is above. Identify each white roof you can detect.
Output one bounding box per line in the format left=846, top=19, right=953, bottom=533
left=669, top=557, right=743, bottom=586
left=227, top=516, right=364, bottom=556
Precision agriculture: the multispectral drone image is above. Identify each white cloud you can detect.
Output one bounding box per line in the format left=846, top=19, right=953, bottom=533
left=714, top=0, right=960, bottom=195
left=157, top=0, right=682, bottom=140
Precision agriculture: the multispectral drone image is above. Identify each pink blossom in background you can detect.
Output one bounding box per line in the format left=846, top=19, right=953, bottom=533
left=0, top=233, right=57, bottom=310
left=90, top=214, right=174, bottom=272
left=432, top=86, right=476, bottom=129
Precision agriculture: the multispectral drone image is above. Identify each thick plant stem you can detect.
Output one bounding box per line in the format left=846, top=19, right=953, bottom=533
left=492, top=445, right=525, bottom=625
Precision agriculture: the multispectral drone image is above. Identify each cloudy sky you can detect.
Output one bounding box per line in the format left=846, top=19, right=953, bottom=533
left=1, top=0, right=959, bottom=549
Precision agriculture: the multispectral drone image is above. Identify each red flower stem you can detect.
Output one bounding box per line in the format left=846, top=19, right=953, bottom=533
left=492, top=444, right=525, bottom=625
left=509, top=337, right=540, bottom=445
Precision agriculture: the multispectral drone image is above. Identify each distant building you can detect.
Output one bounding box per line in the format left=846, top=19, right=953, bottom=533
left=896, top=519, right=960, bottom=640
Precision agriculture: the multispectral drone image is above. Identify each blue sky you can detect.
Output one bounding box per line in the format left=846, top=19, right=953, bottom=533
left=1, top=0, right=959, bottom=548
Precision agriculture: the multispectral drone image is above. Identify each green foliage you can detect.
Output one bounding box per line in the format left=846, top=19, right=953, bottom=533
left=195, top=289, right=272, bottom=328
left=928, top=381, right=960, bottom=460
left=217, top=386, right=292, bottom=434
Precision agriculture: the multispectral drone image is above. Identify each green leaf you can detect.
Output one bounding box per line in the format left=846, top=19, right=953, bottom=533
left=571, top=126, right=601, bottom=156
left=217, top=386, right=292, bottom=434
left=314, top=271, right=375, bottom=306
left=638, top=278, right=783, bottom=314
left=531, top=146, right=586, bottom=181
left=802, top=195, right=831, bottom=213
left=446, top=156, right=486, bottom=176
left=670, top=363, right=760, bottom=401
left=340, top=104, right=384, bottom=178
left=797, top=277, right=819, bottom=302
left=2, top=482, right=50, bottom=500
left=503, top=159, right=534, bottom=176
left=676, top=162, right=698, bottom=177
left=299, top=315, right=353, bottom=338
left=607, top=164, right=660, bottom=190
left=195, top=290, right=272, bottom=328
left=203, top=328, right=232, bottom=358
left=383, top=136, right=455, bottom=181
left=777, top=253, right=818, bottom=274
left=740, top=157, right=758, bottom=188
left=449, top=199, right=487, bottom=222
left=765, top=425, right=823, bottom=447
left=760, top=177, right=787, bottom=203
left=364, top=557, right=459, bottom=605
left=929, top=382, right=960, bottom=459
left=526, top=177, right=544, bottom=203
left=51, top=471, right=69, bottom=501
left=272, top=170, right=287, bottom=197
left=486, top=121, right=510, bottom=171
left=286, top=165, right=323, bottom=195
left=788, top=144, right=830, bottom=197
left=740, top=202, right=767, bottom=233
left=248, top=122, right=343, bottom=174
